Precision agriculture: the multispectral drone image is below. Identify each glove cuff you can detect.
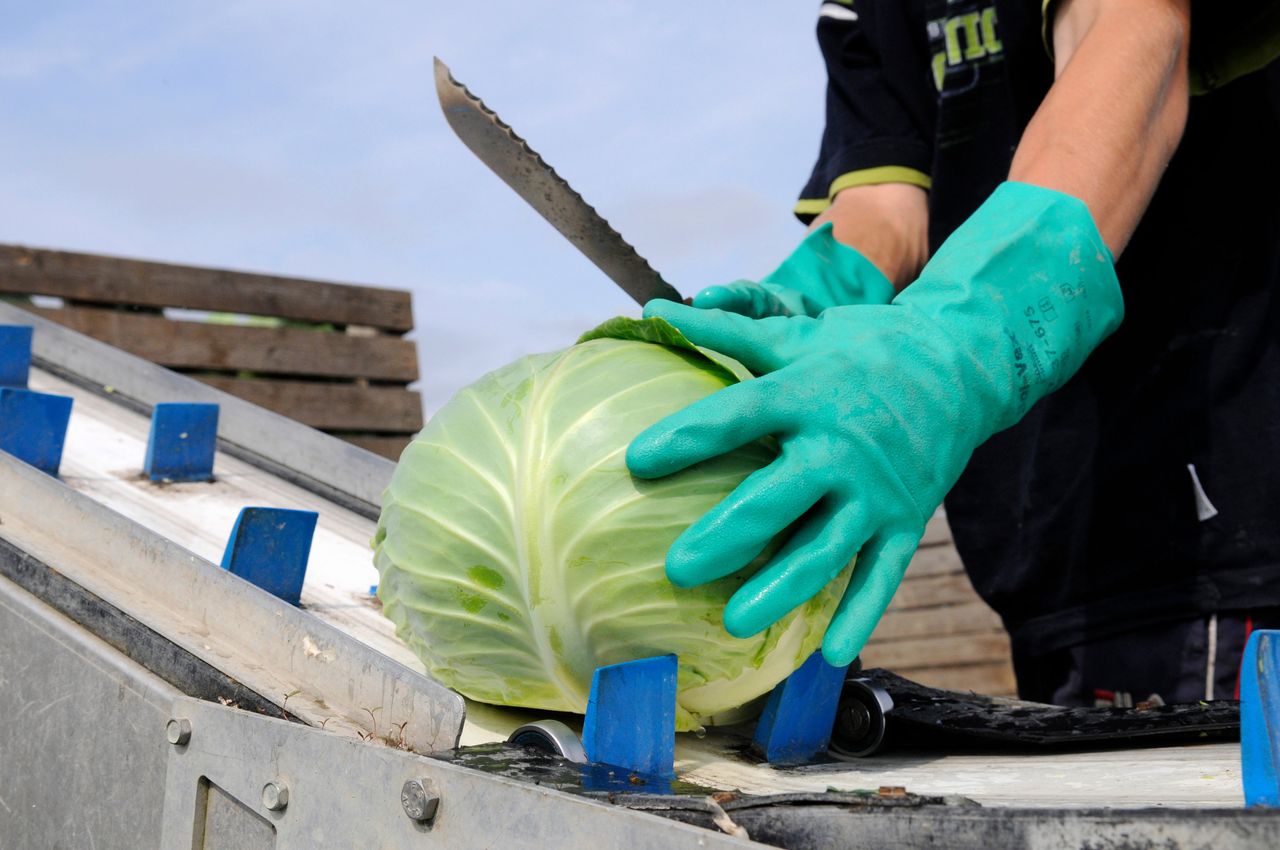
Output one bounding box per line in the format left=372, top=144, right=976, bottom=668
left=764, top=223, right=897, bottom=309
left=900, top=181, right=1124, bottom=428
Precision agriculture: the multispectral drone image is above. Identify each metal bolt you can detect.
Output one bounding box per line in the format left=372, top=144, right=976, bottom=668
left=400, top=778, right=440, bottom=822
left=166, top=718, right=192, bottom=746
left=261, top=780, right=289, bottom=812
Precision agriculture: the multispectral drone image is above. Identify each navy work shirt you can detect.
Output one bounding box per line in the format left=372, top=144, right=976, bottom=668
left=795, top=0, right=1280, bottom=657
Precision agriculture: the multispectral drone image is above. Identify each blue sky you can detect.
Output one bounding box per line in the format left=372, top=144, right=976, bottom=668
left=1, top=2, right=829, bottom=412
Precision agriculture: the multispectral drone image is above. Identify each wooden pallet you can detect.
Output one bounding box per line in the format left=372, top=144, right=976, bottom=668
left=0, top=244, right=422, bottom=459
left=859, top=509, right=1018, bottom=696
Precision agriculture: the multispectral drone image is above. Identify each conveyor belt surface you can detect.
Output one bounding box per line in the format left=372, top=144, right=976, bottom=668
left=24, top=365, right=1248, bottom=810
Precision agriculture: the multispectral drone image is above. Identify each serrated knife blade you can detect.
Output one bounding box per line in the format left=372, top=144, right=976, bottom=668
left=433, top=57, right=684, bottom=306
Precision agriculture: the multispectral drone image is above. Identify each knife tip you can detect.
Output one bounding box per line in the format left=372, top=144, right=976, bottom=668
left=432, top=56, right=456, bottom=93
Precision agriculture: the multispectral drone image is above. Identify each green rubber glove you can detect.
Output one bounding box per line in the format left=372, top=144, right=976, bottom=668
left=628, top=182, right=1123, bottom=665
left=693, top=222, right=897, bottom=318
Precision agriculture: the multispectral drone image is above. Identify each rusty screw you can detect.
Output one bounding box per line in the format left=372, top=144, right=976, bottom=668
left=401, top=778, right=441, bottom=822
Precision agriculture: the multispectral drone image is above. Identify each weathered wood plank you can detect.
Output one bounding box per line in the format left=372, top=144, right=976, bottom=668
left=902, top=542, right=964, bottom=578
left=868, top=600, right=1004, bottom=643
left=920, top=508, right=952, bottom=546
left=860, top=630, right=1012, bottom=670
left=0, top=244, right=414, bottom=332
left=193, top=376, right=423, bottom=432
left=888, top=571, right=983, bottom=610
left=340, top=434, right=414, bottom=461
left=31, top=306, right=418, bottom=381
left=867, top=661, right=1018, bottom=697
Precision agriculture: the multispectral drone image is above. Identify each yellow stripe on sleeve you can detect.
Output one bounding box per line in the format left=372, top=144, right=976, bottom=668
left=794, top=166, right=932, bottom=217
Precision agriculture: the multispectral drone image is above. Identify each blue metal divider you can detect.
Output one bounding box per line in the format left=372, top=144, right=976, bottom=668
left=220, top=507, right=318, bottom=606
left=144, top=402, right=219, bottom=482
left=1243, top=629, right=1280, bottom=807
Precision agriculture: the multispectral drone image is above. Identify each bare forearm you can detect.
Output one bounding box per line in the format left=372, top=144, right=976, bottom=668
left=808, top=0, right=1185, bottom=286
left=1010, top=0, right=1190, bottom=256
left=811, top=183, right=930, bottom=289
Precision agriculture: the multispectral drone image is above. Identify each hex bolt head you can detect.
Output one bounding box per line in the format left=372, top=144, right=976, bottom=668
left=261, top=780, right=289, bottom=812
left=401, top=778, right=440, bottom=822
left=166, top=718, right=192, bottom=746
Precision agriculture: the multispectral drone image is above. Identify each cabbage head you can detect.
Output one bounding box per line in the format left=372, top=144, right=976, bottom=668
left=373, top=317, right=852, bottom=731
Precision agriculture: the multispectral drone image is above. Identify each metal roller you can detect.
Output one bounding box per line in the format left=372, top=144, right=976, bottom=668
left=828, top=677, right=896, bottom=759
left=507, top=719, right=588, bottom=764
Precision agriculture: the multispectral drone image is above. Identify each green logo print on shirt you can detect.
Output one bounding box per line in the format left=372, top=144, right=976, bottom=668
left=929, top=3, right=1005, bottom=91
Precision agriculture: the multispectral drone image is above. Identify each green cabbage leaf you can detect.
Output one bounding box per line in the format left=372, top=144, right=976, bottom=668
left=373, top=317, right=852, bottom=730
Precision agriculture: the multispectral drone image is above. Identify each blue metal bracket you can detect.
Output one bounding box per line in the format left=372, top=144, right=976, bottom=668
left=753, top=650, right=850, bottom=764
left=0, top=388, right=73, bottom=476
left=582, top=654, right=678, bottom=780
left=0, top=325, right=33, bottom=388
left=1242, top=629, right=1280, bottom=807
left=219, top=507, right=318, bottom=605
left=143, top=402, right=219, bottom=482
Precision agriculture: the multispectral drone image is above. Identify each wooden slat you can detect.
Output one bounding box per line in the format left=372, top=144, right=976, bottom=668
left=888, top=571, right=981, bottom=610
left=868, top=600, right=1004, bottom=643
left=920, top=508, right=952, bottom=546
left=902, top=542, right=964, bottom=578
left=340, top=434, right=414, bottom=461
left=31, top=306, right=418, bottom=381
left=193, top=376, right=423, bottom=432
left=860, top=630, right=1011, bottom=670
left=0, top=244, right=414, bottom=332
left=877, top=661, right=1018, bottom=697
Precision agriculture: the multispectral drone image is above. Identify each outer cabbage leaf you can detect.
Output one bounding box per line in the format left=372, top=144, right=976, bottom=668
left=374, top=317, right=853, bottom=730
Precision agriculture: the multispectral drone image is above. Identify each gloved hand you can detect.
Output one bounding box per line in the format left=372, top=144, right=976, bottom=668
left=693, top=222, right=896, bottom=318
left=628, top=182, right=1123, bottom=665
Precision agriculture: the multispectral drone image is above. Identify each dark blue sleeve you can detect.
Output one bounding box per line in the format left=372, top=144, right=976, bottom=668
left=796, top=0, right=937, bottom=222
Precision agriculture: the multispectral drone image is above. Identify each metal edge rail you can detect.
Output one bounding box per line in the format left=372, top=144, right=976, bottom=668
left=160, top=696, right=758, bottom=849
left=0, top=300, right=395, bottom=518
left=0, top=303, right=765, bottom=847
left=1, top=569, right=754, bottom=849
left=0, top=449, right=466, bottom=752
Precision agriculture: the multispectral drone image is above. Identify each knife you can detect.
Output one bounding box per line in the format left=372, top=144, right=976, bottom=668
left=433, top=57, right=685, bottom=307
